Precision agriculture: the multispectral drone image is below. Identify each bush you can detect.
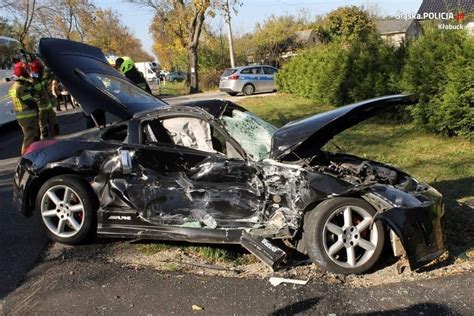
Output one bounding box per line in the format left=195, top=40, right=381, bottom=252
left=199, top=69, right=222, bottom=91
left=401, top=27, right=473, bottom=137
left=276, top=35, right=405, bottom=105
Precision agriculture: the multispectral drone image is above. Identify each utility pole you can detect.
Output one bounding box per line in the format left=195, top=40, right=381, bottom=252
left=223, top=0, right=236, bottom=68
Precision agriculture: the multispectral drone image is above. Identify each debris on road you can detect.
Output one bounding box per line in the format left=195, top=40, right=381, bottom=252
left=269, top=276, right=309, bottom=286
left=192, top=304, right=204, bottom=311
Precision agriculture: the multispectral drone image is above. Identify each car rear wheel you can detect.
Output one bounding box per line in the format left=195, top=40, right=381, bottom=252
left=227, top=92, right=238, bottom=96
left=36, top=175, right=97, bottom=245
left=243, top=84, right=255, bottom=96
left=303, top=197, right=384, bottom=275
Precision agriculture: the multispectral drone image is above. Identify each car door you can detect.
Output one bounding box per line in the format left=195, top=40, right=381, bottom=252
left=250, top=66, right=265, bottom=92
left=116, top=114, right=265, bottom=228
left=263, top=66, right=277, bottom=91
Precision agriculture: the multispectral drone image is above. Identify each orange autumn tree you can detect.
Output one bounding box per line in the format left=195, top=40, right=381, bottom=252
left=131, top=0, right=212, bottom=93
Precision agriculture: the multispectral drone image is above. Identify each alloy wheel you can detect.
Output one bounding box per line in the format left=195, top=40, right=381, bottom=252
left=322, top=205, right=379, bottom=268
left=40, top=185, right=85, bottom=238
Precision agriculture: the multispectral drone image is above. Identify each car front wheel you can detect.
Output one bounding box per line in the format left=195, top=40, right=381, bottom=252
left=36, top=175, right=97, bottom=245
left=303, top=197, right=385, bottom=275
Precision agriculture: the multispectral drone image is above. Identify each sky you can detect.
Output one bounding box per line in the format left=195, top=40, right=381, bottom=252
left=99, top=0, right=423, bottom=60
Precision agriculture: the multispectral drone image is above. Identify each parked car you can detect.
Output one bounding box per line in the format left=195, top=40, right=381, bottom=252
left=166, top=71, right=185, bottom=82
left=14, top=38, right=446, bottom=275
left=219, top=65, right=278, bottom=96
left=135, top=61, right=160, bottom=82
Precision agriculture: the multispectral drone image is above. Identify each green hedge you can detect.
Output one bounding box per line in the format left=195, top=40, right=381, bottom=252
left=277, top=28, right=473, bottom=138
left=276, top=35, right=404, bottom=106
left=401, top=27, right=473, bottom=138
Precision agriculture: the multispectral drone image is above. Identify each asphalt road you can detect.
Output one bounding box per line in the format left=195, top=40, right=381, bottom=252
left=0, top=110, right=89, bottom=301
left=2, top=243, right=473, bottom=315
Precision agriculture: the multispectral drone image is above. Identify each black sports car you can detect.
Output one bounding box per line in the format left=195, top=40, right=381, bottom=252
left=13, top=38, right=446, bottom=275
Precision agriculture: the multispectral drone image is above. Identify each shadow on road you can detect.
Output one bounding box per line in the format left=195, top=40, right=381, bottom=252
left=271, top=297, right=320, bottom=315
left=0, top=110, right=89, bottom=300
left=359, top=302, right=459, bottom=315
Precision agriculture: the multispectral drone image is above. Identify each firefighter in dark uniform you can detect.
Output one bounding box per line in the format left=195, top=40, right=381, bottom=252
left=29, top=59, right=59, bottom=138
left=8, top=62, right=39, bottom=153
left=115, top=57, right=152, bottom=93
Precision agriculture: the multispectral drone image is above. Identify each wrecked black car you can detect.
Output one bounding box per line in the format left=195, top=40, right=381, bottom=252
left=13, top=38, right=446, bottom=275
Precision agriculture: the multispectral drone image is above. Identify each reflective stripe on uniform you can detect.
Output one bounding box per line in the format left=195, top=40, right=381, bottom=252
left=39, top=102, right=53, bottom=111
left=9, top=88, right=35, bottom=101
left=16, top=110, right=37, bottom=119
left=20, top=94, right=35, bottom=101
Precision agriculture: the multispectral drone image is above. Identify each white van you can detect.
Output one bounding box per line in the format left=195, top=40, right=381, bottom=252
left=135, top=61, right=160, bottom=82
left=0, top=36, right=22, bottom=127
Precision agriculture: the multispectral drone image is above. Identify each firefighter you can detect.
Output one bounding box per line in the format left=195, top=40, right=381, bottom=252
left=115, top=57, right=152, bottom=93
left=8, top=62, right=39, bottom=154
left=30, top=59, right=59, bottom=138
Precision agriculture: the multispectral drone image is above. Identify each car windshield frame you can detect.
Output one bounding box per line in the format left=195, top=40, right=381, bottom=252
left=221, top=109, right=277, bottom=161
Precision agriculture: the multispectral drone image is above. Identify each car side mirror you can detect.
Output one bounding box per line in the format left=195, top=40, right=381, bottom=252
left=120, top=149, right=132, bottom=174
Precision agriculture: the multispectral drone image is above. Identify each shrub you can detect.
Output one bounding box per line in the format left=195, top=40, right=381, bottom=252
left=276, top=35, right=404, bottom=106
left=199, top=69, right=222, bottom=91
left=400, top=27, right=473, bottom=137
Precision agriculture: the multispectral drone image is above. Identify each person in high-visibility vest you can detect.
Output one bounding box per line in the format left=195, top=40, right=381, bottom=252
left=8, top=62, right=39, bottom=153
left=115, top=57, right=152, bottom=93
left=30, top=59, right=59, bottom=138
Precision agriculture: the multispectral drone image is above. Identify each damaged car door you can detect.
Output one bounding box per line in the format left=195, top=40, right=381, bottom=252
left=111, top=114, right=266, bottom=229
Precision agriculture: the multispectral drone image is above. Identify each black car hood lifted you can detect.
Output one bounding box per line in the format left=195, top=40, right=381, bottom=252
left=270, top=94, right=417, bottom=159
left=38, top=38, right=167, bottom=119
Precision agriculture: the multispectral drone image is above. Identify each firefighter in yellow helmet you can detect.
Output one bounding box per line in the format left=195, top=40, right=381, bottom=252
left=30, top=59, right=59, bottom=138
left=8, top=62, right=39, bottom=153
left=115, top=57, right=152, bottom=93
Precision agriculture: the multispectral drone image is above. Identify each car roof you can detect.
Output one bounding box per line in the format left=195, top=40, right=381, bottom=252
left=234, top=65, right=276, bottom=70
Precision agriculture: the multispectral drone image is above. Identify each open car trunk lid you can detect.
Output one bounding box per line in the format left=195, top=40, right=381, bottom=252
left=270, top=94, right=417, bottom=159
left=38, top=38, right=167, bottom=120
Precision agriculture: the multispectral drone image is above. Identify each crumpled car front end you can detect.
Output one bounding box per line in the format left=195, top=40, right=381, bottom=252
left=305, top=152, right=446, bottom=271
left=365, top=183, right=445, bottom=270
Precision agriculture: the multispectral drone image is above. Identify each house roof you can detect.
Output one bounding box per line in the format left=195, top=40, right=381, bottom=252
left=376, top=19, right=414, bottom=34
left=295, top=29, right=314, bottom=42
left=416, top=0, right=474, bottom=15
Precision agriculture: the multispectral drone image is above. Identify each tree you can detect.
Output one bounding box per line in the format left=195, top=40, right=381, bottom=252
left=131, top=0, right=212, bottom=93
left=1, top=0, right=40, bottom=49
left=85, top=8, right=153, bottom=61
left=0, top=17, right=14, bottom=38
left=316, top=6, right=376, bottom=43
left=34, top=0, right=95, bottom=41
left=250, top=14, right=307, bottom=66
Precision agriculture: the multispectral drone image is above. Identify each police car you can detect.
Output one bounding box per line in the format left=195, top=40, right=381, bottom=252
left=219, top=65, right=278, bottom=96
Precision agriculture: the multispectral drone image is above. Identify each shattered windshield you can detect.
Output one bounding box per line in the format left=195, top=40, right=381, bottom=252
left=222, top=110, right=277, bottom=161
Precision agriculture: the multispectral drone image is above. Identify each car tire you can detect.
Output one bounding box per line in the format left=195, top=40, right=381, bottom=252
left=36, top=175, right=97, bottom=245
left=243, top=84, right=255, bottom=96
left=303, top=197, right=385, bottom=275
left=227, top=92, right=238, bottom=96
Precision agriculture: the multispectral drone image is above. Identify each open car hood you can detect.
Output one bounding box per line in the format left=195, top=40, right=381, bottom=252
left=270, top=94, right=417, bottom=159
left=38, top=38, right=167, bottom=120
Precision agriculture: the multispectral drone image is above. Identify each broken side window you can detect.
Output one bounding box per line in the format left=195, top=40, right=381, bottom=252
left=222, top=110, right=277, bottom=161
